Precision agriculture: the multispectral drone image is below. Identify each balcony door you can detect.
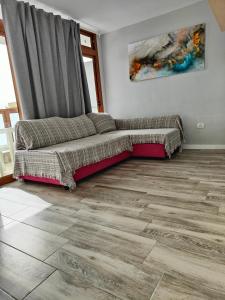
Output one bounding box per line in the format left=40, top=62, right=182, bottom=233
left=81, top=29, right=104, bottom=112
left=0, top=20, right=20, bottom=185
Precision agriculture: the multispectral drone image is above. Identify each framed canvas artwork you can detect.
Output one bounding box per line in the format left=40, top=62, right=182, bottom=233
left=129, top=23, right=205, bottom=81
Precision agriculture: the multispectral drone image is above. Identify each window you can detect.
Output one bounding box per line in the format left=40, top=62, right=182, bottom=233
left=80, top=34, right=92, bottom=48
left=0, top=22, right=103, bottom=185
left=80, top=29, right=104, bottom=112
left=0, top=20, right=20, bottom=185
left=83, top=57, right=98, bottom=112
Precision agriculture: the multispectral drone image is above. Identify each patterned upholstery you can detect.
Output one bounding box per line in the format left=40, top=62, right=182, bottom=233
left=14, top=114, right=184, bottom=188
left=87, top=113, right=117, bottom=134
left=14, top=132, right=132, bottom=188
left=115, top=115, right=184, bottom=140
left=118, top=128, right=181, bottom=157
left=15, top=115, right=96, bottom=150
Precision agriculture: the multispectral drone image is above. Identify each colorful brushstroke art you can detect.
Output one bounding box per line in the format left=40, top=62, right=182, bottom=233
left=129, top=23, right=205, bottom=81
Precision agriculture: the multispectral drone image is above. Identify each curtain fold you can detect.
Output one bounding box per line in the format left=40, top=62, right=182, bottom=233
left=1, top=0, right=92, bottom=119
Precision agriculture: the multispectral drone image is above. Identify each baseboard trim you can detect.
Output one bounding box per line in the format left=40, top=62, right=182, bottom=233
left=183, top=144, right=225, bottom=149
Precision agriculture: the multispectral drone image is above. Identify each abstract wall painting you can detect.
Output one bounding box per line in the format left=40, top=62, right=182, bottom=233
left=129, top=23, right=205, bottom=81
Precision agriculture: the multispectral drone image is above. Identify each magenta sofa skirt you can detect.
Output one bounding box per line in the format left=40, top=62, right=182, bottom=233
left=20, top=144, right=167, bottom=186
left=131, top=143, right=166, bottom=158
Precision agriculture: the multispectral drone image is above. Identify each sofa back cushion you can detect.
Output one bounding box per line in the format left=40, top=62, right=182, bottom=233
left=87, top=113, right=116, bottom=134
left=116, top=114, right=181, bottom=130
left=115, top=115, right=184, bottom=141
left=15, top=115, right=97, bottom=150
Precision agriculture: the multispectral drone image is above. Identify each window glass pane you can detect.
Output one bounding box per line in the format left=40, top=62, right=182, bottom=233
left=0, top=36, right=16, bottom=109
left=0, top=35, right=18, bottom=177
left=0, top=132, right=7, bottom=146
left=80, top=34, right=92, bottom=48
left=0, top=114, right=4, bottom=129
left=0, top=129, right=14, bottom=177
left=83, top=56, right=98, bottom=112
left=10, top=112, right=19, bottom=128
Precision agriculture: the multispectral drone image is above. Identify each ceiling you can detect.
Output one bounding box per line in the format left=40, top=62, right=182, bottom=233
left=38, top=0, right=203, bottom=34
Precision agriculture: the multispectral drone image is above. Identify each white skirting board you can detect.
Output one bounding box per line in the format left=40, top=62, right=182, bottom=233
left=183, top=144, right=225, bottom=149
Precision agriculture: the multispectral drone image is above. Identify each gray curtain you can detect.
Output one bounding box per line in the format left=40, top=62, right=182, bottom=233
left=1, top=0, right=92, bottom=119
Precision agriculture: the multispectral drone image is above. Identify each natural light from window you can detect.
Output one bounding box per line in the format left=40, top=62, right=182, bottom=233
left=0, top=36, right=19, bottom=178
left=83, top=56, right=98, bottom=113
left=0, top=37, right=16, bottom=109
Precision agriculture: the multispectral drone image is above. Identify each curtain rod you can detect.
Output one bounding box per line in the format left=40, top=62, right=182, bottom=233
left=15, top=0, right=101, bottom=35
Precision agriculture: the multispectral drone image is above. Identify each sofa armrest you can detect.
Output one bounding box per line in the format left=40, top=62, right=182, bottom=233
left=115, top=115, right=184, bottom=141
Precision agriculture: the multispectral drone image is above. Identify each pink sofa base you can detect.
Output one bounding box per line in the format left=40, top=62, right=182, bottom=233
left=21, top=175, right=61, bottom=186
left=132, top=143, right=166, bottom=158
left=20, top=151, right=131, bottom=187
left=20, top=143, right=167, bottom=187
left=74, top=150, right=131, bottom=181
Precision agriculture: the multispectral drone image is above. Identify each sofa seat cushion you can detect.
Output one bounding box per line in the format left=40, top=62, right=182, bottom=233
left=14, top=132, right=132, bottom=188
left=87, top=113, right=117, bottom=134
left=117, top=128, right=181, bottom=156
left=15, top=115, right=97, bottom=150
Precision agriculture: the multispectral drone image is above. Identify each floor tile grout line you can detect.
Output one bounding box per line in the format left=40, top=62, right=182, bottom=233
left=144, top=239, right=225, bottom=267
left=95, top=183, right=148, bottom=194
left=141, top=221, right=225, bottom=249
left=2, top=215, right=78, bottom=238
left=140, top=222, right=157, bottom=265
left=58, top=217, right=154, bottom=241
left=143, top=212, right=225, bottom=230
left=0, top=240, right=58, bottom=268
left=19, top=219, right=75, bottom=236
left=43, top=240, right=69, bottom=262
left=1, top=202, right=151, bottom=238
left=142, top=240, right=159, bottom=265
left=6, top=206, right=74, bottom=222
left=21, top=269, right=57, bottom=300
left=149, top=272, right=165, bottom=300
left=0, top=194, right=51, bottom=209
left=0, top=287, right=18, bottom=300
left=23, top=265, right=125, bottom=300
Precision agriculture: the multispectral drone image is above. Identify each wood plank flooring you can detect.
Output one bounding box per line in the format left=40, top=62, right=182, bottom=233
left=1, top=150, right=225, bottom=299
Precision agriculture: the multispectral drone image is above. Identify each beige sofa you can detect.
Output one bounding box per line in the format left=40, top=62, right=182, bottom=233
left=14, top=113, right=183, bottom=189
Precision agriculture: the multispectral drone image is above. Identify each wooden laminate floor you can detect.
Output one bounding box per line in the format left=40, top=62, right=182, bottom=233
left=1, top=150, right=225, bottom=299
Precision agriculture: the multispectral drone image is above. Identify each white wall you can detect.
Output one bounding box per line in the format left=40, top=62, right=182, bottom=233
left=100, top=1, right=225, bottom=146
left=0, top=0, right=97, bottom=33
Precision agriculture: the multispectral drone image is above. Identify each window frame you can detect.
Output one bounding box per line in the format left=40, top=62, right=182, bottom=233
left=80, top=29, right=104, bottom=112
left=0, top=20, right=22, bottom=119
left=0, top=107, right=18, bottom=128
left=0, top=22, right=104, bottom=185
left=0, top=19, right=21, bottom=185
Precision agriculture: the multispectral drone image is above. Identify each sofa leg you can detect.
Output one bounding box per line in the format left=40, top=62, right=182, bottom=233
left=64, top=185, right=74, bottom=192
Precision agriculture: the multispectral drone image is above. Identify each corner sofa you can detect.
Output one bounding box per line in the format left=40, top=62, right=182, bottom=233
left=14, top=113, right=183, bottom=189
